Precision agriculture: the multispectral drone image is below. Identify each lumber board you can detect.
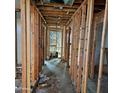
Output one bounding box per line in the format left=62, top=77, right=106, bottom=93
left=76, top=1, right=86, bottom=93
left=31, top=6, right=35, bottom=83
left=82, top=0, right=94, bottom=93
left=21, top=0, right=31, bottom=92
left=26, top=0, right=31, bottom=92
left=21, top=0, right=27, bottom=92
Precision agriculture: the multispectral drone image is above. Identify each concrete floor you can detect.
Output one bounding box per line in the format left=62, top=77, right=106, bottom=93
left=15, top=79, right=22, bottom=93
left=36, top=58, right=76, bottom=93
left=87, top=74, right=108, bottom=93
left=15, top=58, right=108, bottom=93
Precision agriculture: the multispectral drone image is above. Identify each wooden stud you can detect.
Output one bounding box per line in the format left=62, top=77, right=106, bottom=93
left=63, top=26, right=66, bottom=59
left=82, top=0, right=94, bottom=93
left=31, top=6, right=35, bottom=84
left=34, top=5, right=47, bottom=24
left=38, top=13, right=40, bottom=74
left=36, top=13, right=40, bottom=76
left=15, top=11, right=17, bottom=78
left=76, top=1, right=86, bottom=93
left=47, top=27, right=50, bottom=57
left=36, top=2, right=79, bottom=9
left=61, top=27, right=63, bottom=58
left=97, top=0, right=108, bottom=93
left=21, top=0, right=27, bottom=92
left=26, top=0, right=31, bottom=92
left=42, top=22, right=45, bottom=65
left=71, top=19, right=75, bottom=80
left=21, top=0, right=31, bottom=92
left=67, top=28, right=71, bottom=68
left=36, top=11, right=39, bottom=79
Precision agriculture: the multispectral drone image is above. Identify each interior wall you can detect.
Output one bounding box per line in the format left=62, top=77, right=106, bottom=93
left=30, top=5, right=46, bottom=84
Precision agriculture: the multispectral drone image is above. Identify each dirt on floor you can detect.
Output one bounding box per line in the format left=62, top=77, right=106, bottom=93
left=36, top=58, right=76, bottom=93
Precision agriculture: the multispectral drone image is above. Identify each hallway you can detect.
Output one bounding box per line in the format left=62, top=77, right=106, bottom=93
left=36, top=58, right=75, bottom=93
left=15, top=0, right=108, bottom=93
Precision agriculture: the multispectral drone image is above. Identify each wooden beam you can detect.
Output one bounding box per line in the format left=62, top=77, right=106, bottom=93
left=76, top=1, right=86, bottom=93
left=31, top=2, right=46, bottom=24
left=35, top=11, right=38, bottom=80
left=63, top=26, right=66, bottom=59
left=47, top=27, right=50, bottom=57
left=44, top=14, right=72, bottom=18
left=45, top=16, right=70, bottom=20
left=31, top=6, right=35, bottom=84
left=36, top=11, right=39, bottom=79
left=32, top=4, right=47, bottom=24
left=21, top=0, right=27, bottom=92
left=61, top=27, right=64, bottom=58
left=67, top=28, right=71, bottom=68
left=36, top=2, right=80, bottom=8
left=71, top=17, right=75, bottom=81
left=15, top=11, right=17, bottom=78
left=26, top=0, right=31, bottom=92
left=39, top=6, right=77, bottom=12
left=47, top=23, right=68, bottom=26
left=82, top=0, right=94, bottom=93
left=47, top=23, right=66, bottom=26
left=97, top=0, right=108, bottom=93
left=21, top=0, right=31, bottom=92
left=46, top=19, right=68, bottom=24
left=42, top=11, right=73, bottom=16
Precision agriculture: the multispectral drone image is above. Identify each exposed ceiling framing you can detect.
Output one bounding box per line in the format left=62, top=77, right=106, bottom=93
left=32, top=0, right=105, bottom=26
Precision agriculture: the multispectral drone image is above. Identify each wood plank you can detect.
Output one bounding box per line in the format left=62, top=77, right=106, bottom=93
left=42, top=11, right=73, bottom=17
left=39, top=6, right=77, bottom=12
left=97, top=0, right=108, bottom=93
left=67, top=28, right=71, bottom=68
left=21, top=0, right=27, bottom=92
left=76, top=1, right=86, bottom=93
left=21, top=0, right=31, bottom=92
left=34, top=5, right=47, bottom=24
left=37, top=12, right=39, bottom=77
left=15, top=11, right=17, bottom=78
left=36, top=2, right=80, bottom=8
left=26, top=0, right=31, bottom=92
left=31, top=6, right=35, bottom=84
left=36, top=11, right=39, bottom=79
left=62, top=26, right=66, bottom=59
left=39, top=17, right=42, bottom=72
left=82, top=0, right=94, bottom=93
left=71, top=18, right=75, bottom=81
left=47, top=28, right=50, bottom=57
left=34, top=9, right=38, bottom=80
left=61, top=27, right=64, bottom=58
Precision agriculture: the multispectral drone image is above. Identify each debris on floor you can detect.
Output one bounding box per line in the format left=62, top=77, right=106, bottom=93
left=36, top=58, right=76, bottom=93
left=38, top=74, right=51, bottom=89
